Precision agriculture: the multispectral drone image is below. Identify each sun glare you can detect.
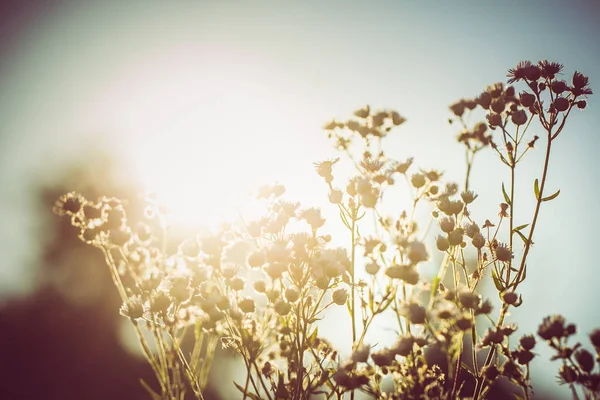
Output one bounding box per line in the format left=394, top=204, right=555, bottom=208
left=109, top=49, right=298, bottom=229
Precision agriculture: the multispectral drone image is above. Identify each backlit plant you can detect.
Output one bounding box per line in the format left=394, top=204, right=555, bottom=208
left=54, top=61, right=599, bottom=399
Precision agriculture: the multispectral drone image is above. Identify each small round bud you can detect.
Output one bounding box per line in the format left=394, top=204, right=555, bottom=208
left=502, top=291, right=518, bottom=305
left=559, top=365, right=578, bottom=383
left=411, top=173, right=426, bottom=189
left=332, top=288, right=348, bottom=305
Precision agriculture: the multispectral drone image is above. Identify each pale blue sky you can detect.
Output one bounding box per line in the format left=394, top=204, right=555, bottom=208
left=1, top=1, right=598, bottom=397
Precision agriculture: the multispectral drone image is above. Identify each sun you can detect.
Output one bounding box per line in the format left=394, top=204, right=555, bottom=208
left=109, top=50, right=298, bottom=229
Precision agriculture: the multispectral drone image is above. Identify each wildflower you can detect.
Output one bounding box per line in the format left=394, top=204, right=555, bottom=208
left=494, top=243, right=513, bottom=262
left=436, top=235, right=450, bottom=252
left=54, top=192, right=85, bottom=216
left=439, top=217, right=455, bottom=233
left=247, top=251, right=266, bottom=268
left=284, top=287, right=300, bottom=303
left=298, top=207, right=326, bottom=231
left=520, top=335, right=536, bottom=351
left=228, top=277, right=245, bottom=291
left=590, top=329, right=600, bottom=349
left=238, top=297, right=255, bottom=313
left=332, top=287, right=348, bottom=305
left=538, top=315, right=568, bottom=341
left=264, top=262, right=286, bottom=280
left=390, top=110, right=406, bottom=125
left=352, top=344, right=371, bottom=363
left=460, top=190, right=478, bottom=204
left=385, top=264, right=419, bottom=285
left=329, top=189, right=343, bottom=204
left=502, top=291, right=518, bottom=305
left=511, top=109, right=528, bottom=126
left=482, top=328, right=505, bottom=346
left=482, top=219, right=495, bottom=228
left=274, top=300, right=291, bottom=316
left=120, top=296, right=144, bottom=320
left=507, top=61, right=534, bottom=84
left=465, top=222, right=480, bottom=238
left=354, top=105, right=370, bottom=119
left=447, top=229, right=463, bottom=247
left=150, top=291, right=171, bottom=313
left=572, top=71, right=590, bottom=89
left=371, top=349, right=395, bottom=367
left=365, top=261, right=380, bottom=275
left=455, top=314, right=473, bottom=330
left=538, top=60, right=563, bottom=79
left=481, top=364, right=500, bottom=382
left=458, top=289, right=481, bottom=309
left=574, top=349, right=594, bottom=372
left=477, top=91, right=492, bottom=109
left=408, top=241, right=428, bottom=264
left=450, top=100, right=466, bottom=117
left=405, top=303, right=427, bottom=324
left=559, top=365, right=578, bottom=384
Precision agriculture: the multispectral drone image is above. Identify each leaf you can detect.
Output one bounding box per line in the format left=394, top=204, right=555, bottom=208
left=542, top=189, right=560, bottom=202
left=512, top=223, right=529, bottom=232
left=233, top=381, right=261, bottom=400
left=502, top=182, right=511, bottom=206
left=491, top=269, right=504, bottom=292
left=307, top=326, right=319, bottom=347
left=515, top=230, right=529, bottom=245
left=534, top=179, right=540, bottom=200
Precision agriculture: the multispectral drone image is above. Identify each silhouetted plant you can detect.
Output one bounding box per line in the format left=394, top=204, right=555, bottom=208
left=54, top=61, right=598, bottom=399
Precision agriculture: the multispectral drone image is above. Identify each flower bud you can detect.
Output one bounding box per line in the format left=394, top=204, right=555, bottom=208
left=502, top=291, right=518, bottom=305
left=332, top=288, right=348, bottom=305
left=519, top=92, right=535, bottom=107
left=559, top=365, right=578, bottom=383
left=411, top=173, right=426, bottom=189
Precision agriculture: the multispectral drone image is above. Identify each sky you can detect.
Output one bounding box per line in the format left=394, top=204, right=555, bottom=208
left=0, top=0, right=599, bottom=398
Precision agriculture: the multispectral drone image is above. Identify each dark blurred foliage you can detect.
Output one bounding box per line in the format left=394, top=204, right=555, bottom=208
left=0, top=153, right=219, bottom=400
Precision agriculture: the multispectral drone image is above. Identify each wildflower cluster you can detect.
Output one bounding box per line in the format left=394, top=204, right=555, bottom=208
left=55, top=61, right=596, bottom=399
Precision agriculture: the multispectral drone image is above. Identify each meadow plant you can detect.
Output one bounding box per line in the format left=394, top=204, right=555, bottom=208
left=54, top=61, right=599, bottom=399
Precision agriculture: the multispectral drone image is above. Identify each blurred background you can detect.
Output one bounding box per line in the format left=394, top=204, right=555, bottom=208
left=1, top=1, right=599, bottom=399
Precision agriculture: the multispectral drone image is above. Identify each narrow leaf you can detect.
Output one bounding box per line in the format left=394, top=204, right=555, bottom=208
left=512, top=223, right=529, bottom=232
left=515, top=230, right=529, bottom=245
left=534, top=179, right=540, bottom=200
left=308, top=326, right=319, bottom=346
left=501, top=182, right=511, bottom=206
left=542, top=189, right=560, bottom=202
left=491, top=269, right=504, bottom=292
left=233, top=381, right=261, bottom=400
